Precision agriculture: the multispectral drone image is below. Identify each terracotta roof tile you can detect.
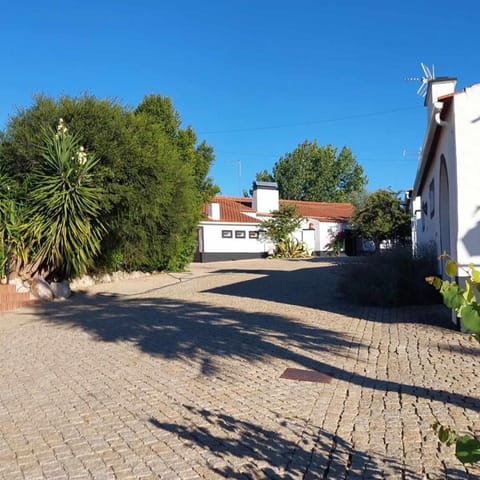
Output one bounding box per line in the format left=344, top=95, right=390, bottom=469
left=280, top=199, right=354, bottom=222
left=202, top=196, right=353, bottom=223
left=202, top=197, right=258, bottom=223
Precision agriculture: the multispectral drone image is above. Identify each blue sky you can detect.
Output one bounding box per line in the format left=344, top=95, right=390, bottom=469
left=1, top=0, right=479, bottom=196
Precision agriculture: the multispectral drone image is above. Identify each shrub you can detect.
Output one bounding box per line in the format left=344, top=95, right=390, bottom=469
left=24, top=120, right=105, bottom=280
left=428, top=257, right=480, bottom=465
left=275, top=238, right=310, bottom=258
left=337, top=246, right=440, bottom=307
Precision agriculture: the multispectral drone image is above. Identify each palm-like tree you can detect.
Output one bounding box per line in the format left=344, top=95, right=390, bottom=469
left=25, top=120, right=105, bottom=279
left=0, top=169, right=27, bottom=280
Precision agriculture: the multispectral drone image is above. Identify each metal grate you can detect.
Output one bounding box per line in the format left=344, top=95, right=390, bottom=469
left=280, top=367, right=332, bottom=383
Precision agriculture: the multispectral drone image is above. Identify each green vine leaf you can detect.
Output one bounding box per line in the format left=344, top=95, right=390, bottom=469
left=445, top=259, right=458, bottom=278
left=441, top=283, right=464, bottom=310
left=426, top=276, right=442, bottom=290
left=461, top=304, right=480, bottom=332
left=463, top=279, right=475, bottom=304
left=455, top=436, right=480, bottom=464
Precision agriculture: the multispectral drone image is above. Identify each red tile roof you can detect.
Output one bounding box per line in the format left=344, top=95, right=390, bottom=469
left=201, top=197, right=258, bottom=223
left=202, top=196, right=353, bottom=223
left=280, top=199, right=354, bottom=221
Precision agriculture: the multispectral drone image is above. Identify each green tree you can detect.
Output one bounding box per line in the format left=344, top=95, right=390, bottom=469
left=0, top=93, right=218, bottom=273
left=23, top=120, right=105, bottom=279
left=247, top=169, right=276, bottom=197
left=260, top=204, right=303, bottom=245
left=260, top=205, right=309, bottom=258
left=352, top=189, right=411, bottom=249
left=272, top=140, right=366, bottom=202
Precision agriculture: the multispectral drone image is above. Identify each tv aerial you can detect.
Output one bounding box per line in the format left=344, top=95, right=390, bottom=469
left=406, top=63, right=435, bottom=97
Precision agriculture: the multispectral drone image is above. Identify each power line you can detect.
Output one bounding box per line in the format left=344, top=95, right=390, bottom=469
left=199, top=105, right=422, bottom=135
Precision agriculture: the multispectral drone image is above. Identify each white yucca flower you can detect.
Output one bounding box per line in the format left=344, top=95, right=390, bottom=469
left=77, top=146, right=87, bottom=165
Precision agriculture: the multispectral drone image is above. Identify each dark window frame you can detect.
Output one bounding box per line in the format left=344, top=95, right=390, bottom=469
left=222, top=230, right=233, bottom=238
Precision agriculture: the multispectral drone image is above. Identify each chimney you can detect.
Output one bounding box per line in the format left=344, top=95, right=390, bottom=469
left=425, top=77, right=457, bottom=119
left=252, top=181, right=279, bottom=214
left=208, top=202, right=220, bottom=220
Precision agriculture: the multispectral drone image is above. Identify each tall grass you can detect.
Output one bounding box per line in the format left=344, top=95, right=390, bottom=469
left=337, top=246, right=441, bottom=307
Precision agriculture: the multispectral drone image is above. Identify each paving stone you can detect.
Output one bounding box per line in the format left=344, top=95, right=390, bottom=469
left=0, top=258, right=478, bottom=479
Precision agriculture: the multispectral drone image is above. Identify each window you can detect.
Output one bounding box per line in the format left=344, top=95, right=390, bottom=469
left=222, top=230, right=233, bottom=238
left=429, top=179, right=435, bottom=218
left=249, top=231, right=259, bottom=239
left=235, top=230, right=246, bottom=239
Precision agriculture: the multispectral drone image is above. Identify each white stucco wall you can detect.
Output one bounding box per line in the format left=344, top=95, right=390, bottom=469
left=414, top=118, right=457, bottom=273
left=291, top=219, right=345, bottom=252
left=201, top=218, right=348, bottom=256
left=252, top=188, right=279, bottom=213
left=414, top=82, right=480, bottom=275
left=452, top=84, right=480, bottom=271
left=200, top=222, right=272, bottom=254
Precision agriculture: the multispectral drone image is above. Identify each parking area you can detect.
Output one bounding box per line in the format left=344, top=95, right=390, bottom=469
left=0, top=258, right=479, bottom=479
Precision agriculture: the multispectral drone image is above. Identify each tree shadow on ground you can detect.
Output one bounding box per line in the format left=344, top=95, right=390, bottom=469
left=148, top=406, right=470, bottom=479
left=206, top=260, right=454, bottom=330
left=36, top=293, right=480, bottom=412
left=37, top=294, right=358, bottom=377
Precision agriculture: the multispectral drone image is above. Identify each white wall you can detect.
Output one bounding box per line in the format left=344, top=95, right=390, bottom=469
left=414, top=83, right=480, bottom=276
left=200, top=223, right=273, bottom=254
left=201, top=218, right=347, bottom=256
left=452, top=84, right=480, bottom=271
left=414, top=109, right=457, bottom=265
left=252, top=187, right=279, bottom=213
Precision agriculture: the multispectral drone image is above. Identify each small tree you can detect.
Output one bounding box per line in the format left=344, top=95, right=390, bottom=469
left=352, top=189, right=411, bottom=250
left=261, top=204, right=302, bottom=245
left=23, top=120, right=105, bottom=279
left=260, top=204, right=308, bottom=257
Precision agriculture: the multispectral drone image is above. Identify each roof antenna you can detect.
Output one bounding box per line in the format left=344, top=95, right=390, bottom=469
left=406, top=62, right=435, bottom=97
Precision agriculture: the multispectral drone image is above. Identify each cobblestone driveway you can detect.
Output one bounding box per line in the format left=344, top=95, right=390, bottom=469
left=0, top=258, right=479, bottom=479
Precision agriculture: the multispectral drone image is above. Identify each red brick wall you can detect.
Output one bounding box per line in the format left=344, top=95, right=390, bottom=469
left=0, top=284, right=38, bottom=314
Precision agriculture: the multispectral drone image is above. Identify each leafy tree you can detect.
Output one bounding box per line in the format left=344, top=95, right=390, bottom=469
left=260, top=204, right=303, bottom=246
left=0, top=93, right=218, bottom=273
left=255, top=169, right=275, bottom=183
left=0, top=164, right=28, bottom=280
left=272, top=140, right=366, bottom=202
left=246, top=170, right=276, bottom=197
left=261, top=205, right=309, bottom=258
left=352, top=189, right=411, bottom=249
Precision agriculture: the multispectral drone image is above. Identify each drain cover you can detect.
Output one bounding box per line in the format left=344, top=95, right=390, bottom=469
left=280, top=367, right=332, bottom=383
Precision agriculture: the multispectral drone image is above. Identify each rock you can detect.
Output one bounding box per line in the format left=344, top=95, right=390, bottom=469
left=70, top=275, right=95, bottom=291
left=50, top=281, right=71, bottom=299
left=96, top=273, right=112, bottom=284
left=9, top=277, right=30, bottom=293
left=30, top=277, right=54, bottom=301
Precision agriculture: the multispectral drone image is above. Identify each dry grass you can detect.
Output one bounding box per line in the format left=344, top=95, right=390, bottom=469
left=337, top=247, right=441, bottom=307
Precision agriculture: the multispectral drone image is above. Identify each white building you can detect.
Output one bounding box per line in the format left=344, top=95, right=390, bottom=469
left=412, top=76, right=480, bottom=277
left=195, top=182, right=354, bottom=262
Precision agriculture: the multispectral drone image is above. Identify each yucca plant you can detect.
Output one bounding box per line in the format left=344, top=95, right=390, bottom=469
left=0, top=168, right=27, bottom=280
left=276, top=237, right=310, bottom=258
left=24, top=120, right=105, bottom=280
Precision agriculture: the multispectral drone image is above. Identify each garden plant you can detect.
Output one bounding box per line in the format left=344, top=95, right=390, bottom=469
left=427, top=254, right=480, bottom=465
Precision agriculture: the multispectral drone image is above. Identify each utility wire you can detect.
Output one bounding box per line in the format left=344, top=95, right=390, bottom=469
left=199, top=105, right=422, bottom=135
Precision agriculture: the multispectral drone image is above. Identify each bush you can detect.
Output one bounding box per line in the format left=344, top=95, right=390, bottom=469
left=275, top=238, right=310, bottom=258
left=337, top=246, right=441, bottom=307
